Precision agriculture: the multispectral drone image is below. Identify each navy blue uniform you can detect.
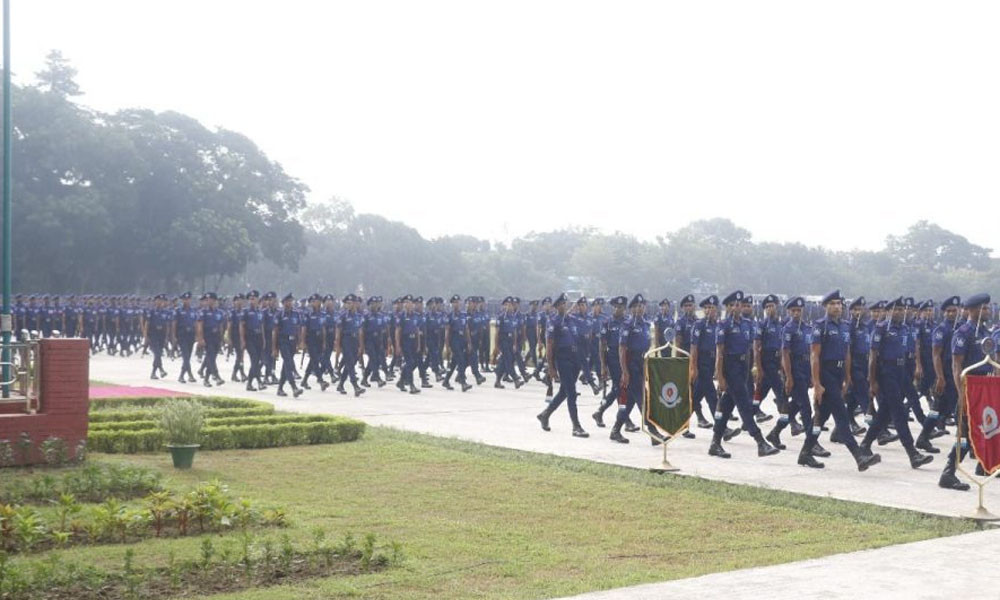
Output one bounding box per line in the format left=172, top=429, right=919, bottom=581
left=691, top=317, right=719, bottom=416
left=275, top=308, right=303, bottom=391
left=865, top=319, right=918, bottom=453
left=616, top=314, right=651, bottom=428
left=714, top=315, right=760, bottom=437
left=811, top=315, right=862, bottom=453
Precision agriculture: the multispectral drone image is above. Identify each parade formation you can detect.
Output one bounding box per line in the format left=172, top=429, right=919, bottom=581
left=10, top=288, right=999, bottom=492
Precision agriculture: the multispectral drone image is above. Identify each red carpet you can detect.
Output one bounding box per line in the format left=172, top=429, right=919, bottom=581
left=89, top=385, right=191, bottom=399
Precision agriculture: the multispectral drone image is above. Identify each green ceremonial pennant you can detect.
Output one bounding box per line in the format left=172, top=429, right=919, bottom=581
left=644, top=356, right=692, bottom=437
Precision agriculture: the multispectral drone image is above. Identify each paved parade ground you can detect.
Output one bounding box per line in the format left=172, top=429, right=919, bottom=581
left=90, top=353, right=1000, bottom=599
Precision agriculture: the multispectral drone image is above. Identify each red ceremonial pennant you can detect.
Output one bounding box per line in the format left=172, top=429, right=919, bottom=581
left=966, top=375, right=1000, bottom=476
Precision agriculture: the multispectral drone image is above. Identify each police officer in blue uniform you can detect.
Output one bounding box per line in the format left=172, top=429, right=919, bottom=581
left=593, top=295, right=627, bottom=430
left=753, top=294, right=784, bottom=428
left=843, top=296, right=871, bottom=436
left=915, top=296, right=961, bottom=453
left=766, top=297, right=817, bottom=461
left=524, top=300, right=541, bottom=377
left=301, top=293, right=329, bottom=391
left=709, top=291, right=778, bottom=459
left=916, top=300, right=937, bottom=405
left=938, top=293, right=992, bottom=490
left=611, top=294, right=659, bottom=444
left=241, top=290, right=266, bottom=392
left=174, top=292, right=199, bottom=383
left=860, top=296, right=932, bottom=468
left=395, top=295, right=423, bottom=394
left=494, top=296, right=525, bottom=389
left=536, top=293, right=589, bottom=437
left=443, top=294, right=474, bottom=392
left=334, top=294, right=366, bottom=397
left=272, top=293, right=304, bottom=398
left=197, top=292, right=226, bottom=387
left=143, top=294, right=172, bottom=380
left=689, top=295, right=720, bottom=430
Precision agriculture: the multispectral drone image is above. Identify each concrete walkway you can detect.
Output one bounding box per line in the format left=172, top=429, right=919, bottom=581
left=556, top=527, right=1000, bottom=600
left=89, top=353, right=999, bottom=520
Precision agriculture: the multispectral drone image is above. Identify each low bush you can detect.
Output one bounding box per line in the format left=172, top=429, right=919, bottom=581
left=89, top=406, right=274, bottom=424
left=89, top=414, right=336, bottom=432
left=88, top=417, right=366, bottom=454
left=88, top=397, right=275, bottom=424
left=0, top=463, right=163, bottom=505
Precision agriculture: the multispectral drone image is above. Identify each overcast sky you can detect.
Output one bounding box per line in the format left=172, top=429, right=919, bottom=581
left=11, top=1, right=1000, bottom=254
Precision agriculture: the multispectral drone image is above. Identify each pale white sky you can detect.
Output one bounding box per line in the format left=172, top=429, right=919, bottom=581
left=11, top=1, right=1000, bottom=253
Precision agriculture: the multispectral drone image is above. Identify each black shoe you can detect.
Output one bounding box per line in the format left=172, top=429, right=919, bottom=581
left=877, top=431, right=898, bottom=446
left=360, top=379, right=371, bottom=388
left=915, top=432, right=940, bottom=454
left=203, top=379, right=212, bottom=388
left=277, top=388, right=288, bottom=397
left=754, top=408, right=773, bottom=423
left=697, top=417, right=713, bottom=429
left=798, top=451, right=825, bottom=469
left=421, top=380, right=432, bottom=389
left=376, top=379, right=386, bottom=388
left=850, top=421, right=867, bottom=436
left=790, top=420, right=805, bottom=436
left=494, top=381, right=505, bottom=389
left=337, top=385, right=347, bottom=395
left=765, top=429, right=786, bottom=450
left=475, top=375, right=486, bottom=385
left=178, top=375, right=187, bottom=384
left=572, top=427, right=589, bottom=438
left=514, top=379, right=524, bottom=390
left=396, top=380, right=406, bottom=392
left=812, top=442, right=831, bottom=458
left=939, top=471, right=971, bottom=491
left=461, top=382, right=473, bottom=392
left=213, top=377, right=224, bottom=386
left=442, top=381, right=454, bottom=390
left=354, top=386, right=366, bottom=398
left=408, top=385, right=421, bottom=394
left=723, top=427, right=741, bottom=442
left=537, top=412, right=551, bottom=432
left=293, top=387, right=304, bottom=398
left=757, top=439, right=779, bottom=457
left=682, top=430, right=696, bottom=439
left=301, top=381, right=312, bottom=390
left=929, top=428, right=948, bottom=440
left=610, top=430, right=629, bottom=444
left=909, top=451, right=933, bottom=469
left=624, top=423, right=640, bottom=433
left=246, top=383, right=257, bottom=392
left=856, top=452, right=881, bottom=472
left=320, top=381, right=330, bottom=392
left=592, top=411, right=606, bottom=428
left=709, top=440, right=731, bottom=458
left=589, top=382, right=600, bottom=396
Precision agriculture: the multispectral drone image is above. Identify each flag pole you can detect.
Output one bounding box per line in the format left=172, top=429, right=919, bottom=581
left=1, top=0, right=12, bottom=399
left=955, top=342, right=1000, bottom=521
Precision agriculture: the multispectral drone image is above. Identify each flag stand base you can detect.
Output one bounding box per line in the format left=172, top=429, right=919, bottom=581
left=971, top=484, right=1000, bottom=521
left=648, top=434, right=680, bottom=473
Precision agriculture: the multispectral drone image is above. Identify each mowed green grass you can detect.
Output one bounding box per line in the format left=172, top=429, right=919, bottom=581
left=6, top=428, right=979, bottom=599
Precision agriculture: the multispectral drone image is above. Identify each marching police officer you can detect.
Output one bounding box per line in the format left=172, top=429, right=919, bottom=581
left=143, top=294, right=171, bottom=380
left=915, top=296, right=961, bottom=453
left=335, top=294, right=366, bottom=397
left=272, top=293, right=304, bottom=398
left=536, top=293, right=589, bottom=437
left=443, top=294, right=474, bottom=392
left=592, top=296, right=627, bottom=429
left=241, top=290, right=266, bottom=391
left=690, top=295, right=720, bottom=430
left=301, top=293, right=329, bottom=391
left=754, top=294, right=784, bottom=427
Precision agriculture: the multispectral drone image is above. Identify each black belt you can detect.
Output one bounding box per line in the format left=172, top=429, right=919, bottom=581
left=726, top=354, right=747, bottom=362
left=882, top=358, right=905, bottom=366
left=823, top=360, right=845, bottom=368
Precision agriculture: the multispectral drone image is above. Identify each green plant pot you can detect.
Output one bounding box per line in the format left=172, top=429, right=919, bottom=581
left=167, top=444, right=200, bottom=469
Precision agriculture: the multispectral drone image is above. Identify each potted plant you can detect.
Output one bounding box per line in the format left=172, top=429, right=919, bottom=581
left=159, top=400, right=205, bottom=469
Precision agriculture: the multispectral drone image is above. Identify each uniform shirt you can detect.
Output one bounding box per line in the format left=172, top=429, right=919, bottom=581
left=654, top=312, right=675, bottom=346
left=497, top=311, right=518, bottom=342
left=200, top=308, right=226, bottom=340
left=918, top=317, right=936, bottom=364
left=872, top=319, right=907, bottom=361
left=447, top=310, right=470, bottom=346
left=525, top=311, right=539, bottom=341
left=932, top=318, right=957, bottom=375
left=756, top=316, right=783, bottom=354
left=147, top=307, right=173, bottom=336
left=567, top=312, right=590, bottom=353
left=339, top=311, right=363, bottom=347
left=276, top=308, right=302, bottom=339
left=675, top=313, right=697, bottom=351
left=175, top=306, right=200, bottom=337
left=812, top=316, right=850, bottom=362
left=717, top=315, right=752, bottom=356
left=782, top=319, right=812, bottom=371
left=601, top=314, right=627, bottom=358
left=691, top=318, right=718, bottom=365
left=952, top=319, right=991, bottom=375
left=546, top=313, right=576, bottom=353
left=398, top=311, right=421, bottom=345
left=242, top=307, right=264, bottom=337
left=426, top=310, right=443, bottom=340
left=620, top=315, right=651, bottom=357
left=82, top=305, right=99, bottom=329
left=903, top=318, right=917, bottom=358
left=590, top=313, right=606, bottom=348
left=850, top=317, right=871, bottom=357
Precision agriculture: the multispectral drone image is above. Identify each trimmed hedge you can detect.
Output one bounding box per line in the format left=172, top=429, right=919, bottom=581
left=89, top=414, right=338, bottom=432
left=90, top=396, right=268, bottom=411
left=88, top=416, right=366, bottom=453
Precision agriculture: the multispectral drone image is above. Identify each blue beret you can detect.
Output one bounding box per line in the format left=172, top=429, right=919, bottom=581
left=886, top=296, right=904, bottom=309
left=528, top=299, right=539, bottom=305
left=870, top=300, right=886, bottom=310
left=785, top=296, right=805, bottom=309
left=449, top=294, right=461, bottom=303
left=965, top=293, right=990, bottom=308
left=700, top=295, right=719, bottom=308
left=903, top=297, right=914, bottom=308
left=593, top=297, right=605, bottom=306
left=610, top=295, right=627, bottom=307
left=722, top=290, right=744, bottom=306
left=541, top=296, right=552, bottom=304
left=941, top=296, right=961, bottom=310
left=761, top=294, right=779, bottom=307
left=849, top=296, right=866, bottom=310
left=576, top=296, right=588, bottom=306
left=503, top=296, right=514, bottom=303
left=821, top=290, right=843, bottom=305
left=659, top=298, right=671, bottom=307
left=206, top=292, right=218, bottom=300
left=553, top=293, right=568, bottom=307
left=282, top=293, right=294, bottom=302
left=741, top=295, right=753, bottom=305
left=628, top=294, right=645, bottom=308
left=680, top=294, right=695, bottom=306
left=247, top=290, right=260, bottom=299
left=180, top=291, right=192, bottom=299
left=413, top=296, right=424, bottom=303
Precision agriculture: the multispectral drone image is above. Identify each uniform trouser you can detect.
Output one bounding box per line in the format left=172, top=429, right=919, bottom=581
left=446, top=344, right=468, bottom=384
left=321, top=337, right=335, bottom=378
left=846, top=354, right=869, bottom=413
left=547, top=352, right=581, bottom=426
left=149, top=332, right=165, bottom=373
left=692, top=359, right=718, bottom=415
left=922, top=374, right=957, bottom=433
left=303, top=336, right=325, bottom=382
left=587, top=342, right=600, bottom=382
left=65, top=324, right=78, bottom=338
left=203, top=336, right=221, bottom=380
left=231, top=337, right=245, bottom=378
left=868, top=362, right=917, bottom=451
left=605, top=354, right=622, bottom=401
left=513, top=339, right=528, bottom=378
left=758, top=354, right=785, bottom=410
left=904, top=358, right=926, bottom=422
left=84, top=326, right=97, bottom=349
left=526, top=335, right=538, bottom=369
left=496, top=335, right=516, bottom=381
left=427, top=337, right=443, bottom=374
left=338, top=343, right=359, bottom=386
left=401, top=340, right=419, bottom=385
left=814, top=362, right=860, bottom=452
left=263, top=329, right=275, bottom=379
left=919, top=356, right=936, bottom=398
left=614, top=356, right=645, bottom=427
left=787, top=367, right=815, bottom=441
left=713, top=356, right=761, bottom=438
left=364, top=341, right=385, bottom=382
left=178, top=334, right=196, bottom=378
left=278, top=339, right=298, bottom=389
left=246, top=334, right=263, bottom=385
left=469, top=335, right=483, bottom=378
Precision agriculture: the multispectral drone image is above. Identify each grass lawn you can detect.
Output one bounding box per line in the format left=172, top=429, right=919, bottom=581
left=3, top=427, right=979, bottom=599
